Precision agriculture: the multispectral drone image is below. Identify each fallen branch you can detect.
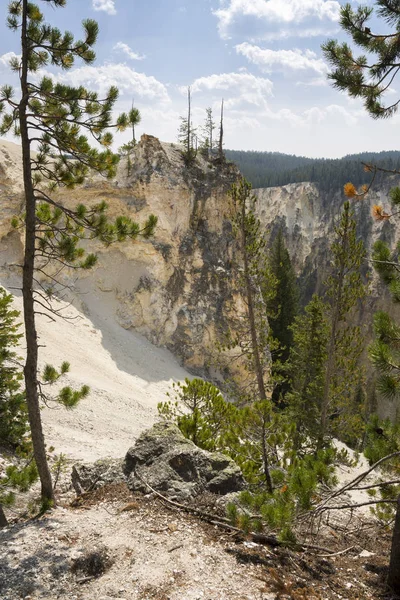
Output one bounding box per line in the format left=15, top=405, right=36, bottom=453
left=134, top=470, right=231, bottom=524
left=313, top=498, right=397, bottom=516
left=317, top=545, right=356, bottom=558
left=135, top=471, right=336, bottom=554
left=315, top=451, right=400, bottom=511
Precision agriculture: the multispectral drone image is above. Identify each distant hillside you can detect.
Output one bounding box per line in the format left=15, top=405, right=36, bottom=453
left=225, top=149, right=400, bottom=191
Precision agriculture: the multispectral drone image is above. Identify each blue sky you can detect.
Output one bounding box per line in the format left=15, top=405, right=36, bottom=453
left=0, top=0, right=399, bottom=158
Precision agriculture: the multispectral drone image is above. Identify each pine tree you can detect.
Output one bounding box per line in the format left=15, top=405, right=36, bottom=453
left=200, top=107, right=215, bottom=159
left=319, top=201, right=367, bottom=447
left=266, top=228, right=298, bottom=406
left=0, top=0, right=157, bottom=504
left=178, top=86, right=197, bottom=165
left=286, top=294, right=329, bottom=451
left=158, top=378, right=238, bottom=452
left=226, top=178, right=276, bottom=492
left=217, top=99, right=225, bottom=163
left=129, top=101, right=141, bottom=146
left=0, top=287, right=36, bottom=528
left=322, top=1, right=400, bottom=119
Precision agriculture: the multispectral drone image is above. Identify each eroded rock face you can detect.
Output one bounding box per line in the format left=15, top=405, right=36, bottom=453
left=0, top=136, right=242, bottom=374
left=254, top=178, right=400, bottom=420
left=123, top=421, right=246, bottom=501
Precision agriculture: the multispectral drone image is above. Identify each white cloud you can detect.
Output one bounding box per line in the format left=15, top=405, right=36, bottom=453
left=92, top=0, right=116, bottom=16
left=113, top=42, right=146, bottom=61
left=296, top=77, right=328, bottom=87
left=189, top=72, right=273, bottom=108
left=0, top=52, right=20, bottom=72
left=46, top=63, right=170, bottom=103
left=213, top=0, right=340, bottom=40
left=236, top=43, right=328, bottom=75
left=304, top=104, right=360, bottom=126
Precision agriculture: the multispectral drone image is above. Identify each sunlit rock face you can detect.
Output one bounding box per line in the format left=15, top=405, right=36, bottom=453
left=254, top=178, right=400, bottom=421
left=0, top=135, right=244, bottom=375
left=254, top=179, right=400, bottom=300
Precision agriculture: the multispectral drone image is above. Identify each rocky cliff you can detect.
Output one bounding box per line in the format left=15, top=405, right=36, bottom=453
left=0, top=136, right=242, bottom=374
left=254, top=178, right=400, bottom=420
left=254, top=178, right=400, bottom=304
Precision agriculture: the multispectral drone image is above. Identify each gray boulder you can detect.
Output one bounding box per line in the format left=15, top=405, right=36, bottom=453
left=71, top=458, right=125, bottom=495
left=123, top=421, right=246, bottom=501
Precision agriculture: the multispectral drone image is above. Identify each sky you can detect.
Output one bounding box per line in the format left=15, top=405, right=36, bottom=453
left=0, top=0, right=398, bottom=158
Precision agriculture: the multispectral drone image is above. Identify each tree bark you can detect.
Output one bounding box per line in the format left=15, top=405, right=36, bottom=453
left=20, top=0, right=54, bottom=503
left=388, top=495, right=400, bottom=593
left=218, top=99, right=224, bottom=162
left=241, top=202, right=268, bottom=403
left=0, top=504, right=8, bottom=528
left=240, top=197, right=273, bottom=493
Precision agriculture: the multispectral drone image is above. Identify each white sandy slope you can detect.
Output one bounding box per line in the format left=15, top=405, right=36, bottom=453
left=1, top=280, right=191, bottom=462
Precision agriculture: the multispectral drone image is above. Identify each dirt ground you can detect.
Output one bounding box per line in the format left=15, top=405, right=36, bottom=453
left=0, top=482, right=397, bottom=600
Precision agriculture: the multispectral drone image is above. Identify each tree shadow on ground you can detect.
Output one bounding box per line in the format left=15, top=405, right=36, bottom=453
left=0, top=516, right=71, bottom=600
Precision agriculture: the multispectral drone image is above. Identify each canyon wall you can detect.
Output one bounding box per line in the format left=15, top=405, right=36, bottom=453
left=0, top=136, right=242, bottom=374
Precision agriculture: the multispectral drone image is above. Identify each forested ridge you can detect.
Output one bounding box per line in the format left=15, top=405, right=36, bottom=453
left=225, top=149, right=400, bottom=191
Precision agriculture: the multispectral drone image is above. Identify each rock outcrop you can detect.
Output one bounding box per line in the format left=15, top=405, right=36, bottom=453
left=71, top=459, right=125, bottom=495
left=123, top=421, right=246, bottom=501
left=0, top=136, right=242, bottom=374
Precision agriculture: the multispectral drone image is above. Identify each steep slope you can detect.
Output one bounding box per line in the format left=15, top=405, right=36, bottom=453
left=1, top=283, right=190, bottom=460
left=0, top=136, right=242, bottom=375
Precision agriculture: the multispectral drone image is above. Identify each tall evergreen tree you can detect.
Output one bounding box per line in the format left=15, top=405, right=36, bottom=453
left=286, top=294, right=329, bottom=451
left=200, top=107, right=215, bottom=158
left=226, top=178, right=276, bottom=492
left=178, top=86, right=197, bottom=165
left=217, top=99, right=224, bottom=163
left=266, top=228, right=298, bottom=406
left=0, top=0, right=157, bottom=504
left=319, top=201, right=366, bottom=447
left=129, top=101, right=141, bottom=146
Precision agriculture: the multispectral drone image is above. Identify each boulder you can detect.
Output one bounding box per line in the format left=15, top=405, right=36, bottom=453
left=123, top=421, right=246, bottom=501
left=71, top=458, right=125, bottom=495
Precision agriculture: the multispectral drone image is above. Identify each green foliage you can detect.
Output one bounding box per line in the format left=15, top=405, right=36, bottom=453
left=1, top=1, right=157, bottom=274
left=1, top=1, right=158, bottom=502
left=320, top=200, right=367, bottom=446
left=363, top=415, right=400, bottom=521
left=0, top=288, right=27, bottom=450
left=227, top=447, right=338, bottom=543
left=225, top=149, right=400, bottom=191
left=222, top=179, right=277, bottom=403
left=158, top=378, right=237, bottom=451
left=266, top=228, right=299, bottom=406
left=199, top=107, right=215, bottom=159
left=286, top=294, right=329, bottom=450
left=322, top=1, right=400, bottom=119
left=0, top=288, right=38, bottom=516
left=178, top=87, right=197, bottom=166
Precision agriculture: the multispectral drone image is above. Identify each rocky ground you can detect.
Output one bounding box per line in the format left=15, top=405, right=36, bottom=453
left=0, top=481, right=395, bottom=600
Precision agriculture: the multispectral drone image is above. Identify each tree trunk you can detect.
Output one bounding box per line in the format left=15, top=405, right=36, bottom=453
left=0, top=504, right=8, bottom=528
left=20, top=0, right=54, bottom=504
left=261, top=418, right=273, bottom=494
left=241, top=203, right=268, bottom=403
left=218, top=99, right=224, bottom=162
left=240, top=198, right=273, bottom=493
left=388, top=495, right=400, bottom=593
left=187, top=87, right=191, bottom=157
